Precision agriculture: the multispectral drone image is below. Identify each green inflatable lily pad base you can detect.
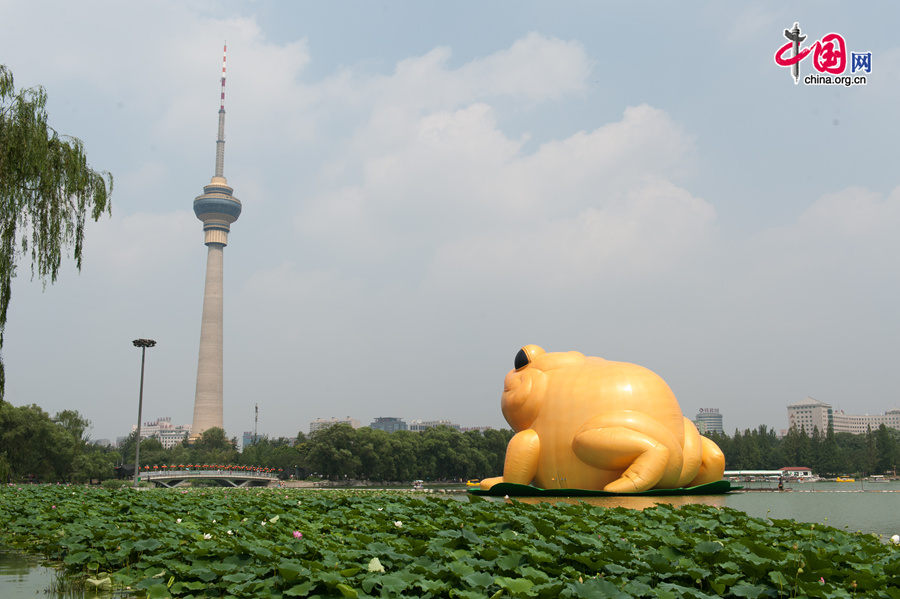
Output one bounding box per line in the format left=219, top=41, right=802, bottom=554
left=468, top=480, right=738, bottom=497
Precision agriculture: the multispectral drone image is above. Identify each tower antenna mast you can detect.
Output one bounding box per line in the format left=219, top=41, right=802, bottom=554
left=254, top=403, right=258, bottom=445
left=215, top=42, right=227, bottom=178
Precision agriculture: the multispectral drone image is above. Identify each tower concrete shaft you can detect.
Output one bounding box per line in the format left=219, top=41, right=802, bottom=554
left=192, top=243, right=225, bottom=434
left=191, top=43, right=241, bottom=441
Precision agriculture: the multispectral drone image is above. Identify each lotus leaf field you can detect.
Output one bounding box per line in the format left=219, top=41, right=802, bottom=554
left=1, top=486, right=898, bottom=598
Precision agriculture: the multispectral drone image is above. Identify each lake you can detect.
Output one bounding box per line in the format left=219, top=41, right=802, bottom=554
left=480, top=479, right=900, bottom=539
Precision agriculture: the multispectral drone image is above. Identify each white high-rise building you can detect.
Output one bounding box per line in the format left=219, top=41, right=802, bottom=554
left=694, top=408, right=724, bottom=434
left=787, top=397, right=900, bottom=435
left=787, top=397, right=833, bottom=433
left=131, top=417, right=191, bottom=450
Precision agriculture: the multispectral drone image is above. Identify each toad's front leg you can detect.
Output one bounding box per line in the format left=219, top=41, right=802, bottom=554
left=479, top=429, right=540, bottom=490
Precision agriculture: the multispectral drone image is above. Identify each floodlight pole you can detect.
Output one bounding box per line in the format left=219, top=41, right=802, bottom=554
left=132, top=338, right=157, bottom=487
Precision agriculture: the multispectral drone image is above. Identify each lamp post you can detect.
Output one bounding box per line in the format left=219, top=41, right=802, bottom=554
left=132, top=338, right=156, bottom=487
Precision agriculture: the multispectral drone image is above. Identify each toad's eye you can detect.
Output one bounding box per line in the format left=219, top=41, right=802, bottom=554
left=514, top=348, right=530, bottom=371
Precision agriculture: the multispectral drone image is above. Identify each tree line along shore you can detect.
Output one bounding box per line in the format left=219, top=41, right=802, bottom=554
left=2, top=402, right=898, bottom=484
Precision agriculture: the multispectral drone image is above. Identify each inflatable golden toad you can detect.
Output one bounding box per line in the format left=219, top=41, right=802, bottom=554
left=480, top=345, right=725, bottom=493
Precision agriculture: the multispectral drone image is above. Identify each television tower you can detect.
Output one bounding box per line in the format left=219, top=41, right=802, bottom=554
left=190, top=43, right=241, bottom=440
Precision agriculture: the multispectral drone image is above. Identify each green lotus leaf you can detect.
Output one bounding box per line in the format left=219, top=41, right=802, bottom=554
left=284, top=581, right=315, bottom=596
left=145, top=583, right=172, bottom=598
left=566, top=579, right=627, bottom=599
left=278, top=561, right=308, bottom=581
left=377, top=574, right=408, bottom=593
left=134, top=538, right=162, bottom=552
left=694, top=541, right=723, bottom=555
left=63, top=551, right=91, bottom=565
left=463, top=571, right=494, bottom=588
left=85, top=576, right=112, bottom=588
left=188, top=567, right=217, bottom=582
left=730, top=582, right=768, bottom=598
left=495, top=575, right=535, bottom=594
left=446, top=560, right=474, bottom=578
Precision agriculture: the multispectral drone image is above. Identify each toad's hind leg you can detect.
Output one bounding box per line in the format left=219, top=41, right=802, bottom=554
left=687, top=435, right=726, bottom=487
left=572, top=412, right=681, bottom=493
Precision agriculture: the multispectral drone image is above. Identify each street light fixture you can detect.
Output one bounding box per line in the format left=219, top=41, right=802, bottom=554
left=132, top=338, right=156, bottom=488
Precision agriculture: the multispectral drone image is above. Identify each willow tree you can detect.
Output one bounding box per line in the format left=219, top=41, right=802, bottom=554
left=0, top=65, right=112, bottom=401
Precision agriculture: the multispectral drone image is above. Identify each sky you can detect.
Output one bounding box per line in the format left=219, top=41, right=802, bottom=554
left=2, top=1, right=899, bottom=443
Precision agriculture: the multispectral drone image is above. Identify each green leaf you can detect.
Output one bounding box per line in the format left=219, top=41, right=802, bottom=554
left=134, top=538, right=162, bottom=552
left=464, top=572, right=494, bottom=588
left=497, top=552, right=523, bottom=571
left=63, top=551, right=91, bottom=565
left=448, top=560, right=475, bottom=578
left=146, top=583, right=172, bottom=599
left=568, top=579, right=624, bottom=599
left=376, top=574, right=408, bottom=593
left=278, top=561, right=308, bottom=581
left=495, top=576, right=534, bottom=594
left=767, top=570, right=789, bottom=587
left=731, top=583, right=767, bottom=598
left=336, top=583, right=358, bottom=598
left=188, top=567, right=217, bottom=582
left=284, top=581, right=315, bottom=596
left=694, top=541, right=723, bottom=555
left=222, top=572, right=254, bottom=583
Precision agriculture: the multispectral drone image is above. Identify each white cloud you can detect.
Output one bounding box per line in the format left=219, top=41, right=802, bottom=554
left=797, top=186, right=900, bottom=238
left=82, top=210, right=198, bottom=280
left=297, top=96, right=712, bottom=291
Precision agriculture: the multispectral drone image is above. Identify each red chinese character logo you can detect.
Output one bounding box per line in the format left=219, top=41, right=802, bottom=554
left=813, top=33, right=846, bottom=74
left=774, top=41, right=810, bottom=66
left=775, top=30, right=847, bottom=74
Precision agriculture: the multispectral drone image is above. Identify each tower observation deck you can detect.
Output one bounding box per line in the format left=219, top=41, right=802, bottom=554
left=191, top=44, right=241, bottom=440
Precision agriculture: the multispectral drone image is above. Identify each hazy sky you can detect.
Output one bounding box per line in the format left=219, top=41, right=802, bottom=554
left=2, top=2, right=898, bottom=442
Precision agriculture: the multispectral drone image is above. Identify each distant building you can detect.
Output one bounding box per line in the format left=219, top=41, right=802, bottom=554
left=787, top=397, right=900, bottom=435
left=241, top=431, right=255, bottom=451
left=833, top=409, right=900, bottom=434
left=131, top=416, right=191, bottom=450
left=693, top=408, right=723, bottom=434
left=787, top=397, right=833, bottom=434
left=408, top=419, right=460, bottom=432
left=460, top=426, right=495, bottom=433
left=369, top=417, right=408, bottom=433
left=780, top=466, right=815, bottom=480
left=309, top=417, right=360, bottom=434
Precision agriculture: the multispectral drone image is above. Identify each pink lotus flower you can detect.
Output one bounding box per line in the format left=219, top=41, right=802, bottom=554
left=293, top=531, right=303, bottom=539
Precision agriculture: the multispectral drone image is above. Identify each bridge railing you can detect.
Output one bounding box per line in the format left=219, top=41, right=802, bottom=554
left=141, top=469, right=279, bottom=479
